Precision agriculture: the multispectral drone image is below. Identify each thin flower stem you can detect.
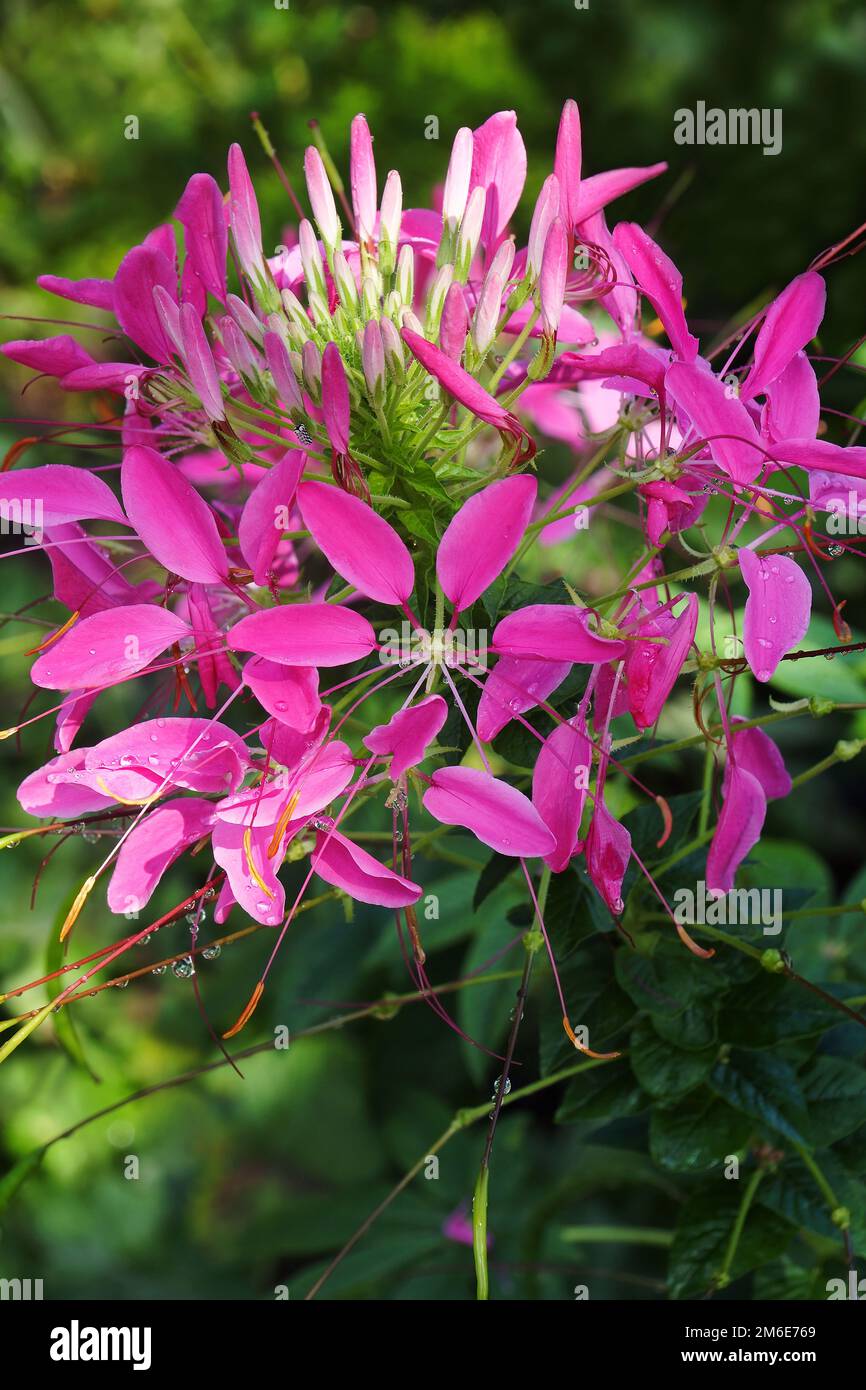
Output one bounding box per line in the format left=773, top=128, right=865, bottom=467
left=712, top=1167, right=765, bottom=1292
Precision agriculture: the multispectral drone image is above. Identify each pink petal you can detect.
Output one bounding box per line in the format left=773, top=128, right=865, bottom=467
left=243, top=657, right=322, bottom=729
left=585, top=798, right=631, bottom=914
left=239, top=451, right=304, bottom=585
left=363, top=695, right=447, bottom=780
left=470, top=110, right=527, bottom=251
left=113, top=243, right=178, bottom=363
left=476, top=655, right=571, bottom=742
left=613, top=222, right=698, bottom=361
left=402, top=328, right=534, bottom=460
left=771, top=438, right=866, bottom=480
left=175, top=172, right=228, bottom=304
left=187, top=584, right=240, bottom=708
left=121, top=445, right=229, bottom=583
left=553, top=100, right=582, bottom=232
left=423, top=765, right=556, bottom=858
left=84, top=717, right=247, bottom=801
left=436, top=476, right=537, bottom=614
left=18, top=748, right=115, bottom=820
left=665, top=360, right=765, bottom=485
left=321, top=342, right=350, bottom=454
left=217, top=741, right=355, bottom=825
left=1, top=335, right=95, bottom=378
left=706, top=765, right=766, bottom=895
left=532, top=717, right=592, bottom=872
left=625, top=592, right=698, bottom=729
left=493, top=604, right=627, bottom=663
left=556, top=343, right=666, bottom=397
left=54, top=689, right=98, bottom=753
left=762, top=353, right=820, bottom=443
left=297, top=480, right=415, bottom=605
left=743, top=271, right=826, bottom=401
left=179, top=302, right=224, bottom=422
left=0, top=464, right=125, bottom=527
left=228, top=603, right=377, bottom=667
left=30, top=604, right=191, bottom=690
left=37, top=274, right=114, bottom=311
left=312, top=828, right=422, bottom=907
left=107, top=797, right=216, bottom=914
left=726, top=720, right=792, bottom=802
left=574, top=164, right=667, bottom=224
left=212, top=819, right=286, bottom=925
left=739, top=548, right=811, bottom=683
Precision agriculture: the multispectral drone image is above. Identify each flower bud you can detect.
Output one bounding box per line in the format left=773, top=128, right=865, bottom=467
left=264, top=331, right=304, bottom=416
left=179, top=302, right=224, bottom=423
left=304, top=146, right=341, bottom=250
left=426, top=264, right=453, bottom=337
left=299, top=219, right=327, bottom=299
left=361, top=275, right=380, bottom=320
left=280, top=289, right=312, bottom=341
left=528, top=174, right=561, bottom=280
left=395, top=244, right=415, bottom=306
left=301, top=339, right=323, bottom=402
left=472, top=271, right=504, bottom=356
left=350, top=114, right=377, bottom=246
left=439, top=283, right=468, bottom=361
left=454, top=185, right=486, bottom=283
left=220, top=314, right=260, bottom=380
left=362, top=318, right=386, bottom=403
left=539, top=215, right=568, bottom=337
left=380, top=315, right=405, bottom=380
left=227, top=292, right=264, bottom=345
left=378, top=170, right=402, bottom=276
left=333, top=250, right=360, bottom=312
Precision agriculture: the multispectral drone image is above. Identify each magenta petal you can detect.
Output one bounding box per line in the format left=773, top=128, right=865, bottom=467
left=706, top=765, right=766, bottom=895
left=212, top=819, right=286, bottom=925
left=626, top=592, right=698, bottom=730
left=665, top=360, right=765, bottom=485
left=0, top=464, right=125, bottom=527
left=726, top=720, right=792, bottom=802
left=243, top=657, right=322, bottom=728
left=553, top=100, right=582, bottom=232
left=321, top=342, right=351, bottom=455
left=37, top=273, right=114, bottom=311
left=743, top=271, right=826, bottom=401
left=558, top=344, right=667, bottom=397
left=532, top=718, right=592, bottom=872
left=363, top=695, right=447, bottom=780
left=84, top=717, right=247, bottom=800
left=739, top=547, right=811, bottom=682
left=228, top=603, right=377, bottom=667
left=54, top=689, right=98, bottom=753
left=122, top=445, right=229, bottom=583
left=1, top=335, right=95, bottom=378
left=476, top=655, right=570, bottom=742
left=113, top=243, right=178, bottom=363
left=436, top=476, right=536, bottom=614
left=402, top=329, right=532, bottom=460
left=175, top=172, right=228, bottom=304
left=297, top=480, right=415, bottom=605
left=762, top=352, right=820, bottom=444
left=575, top=164, right=667, bottom=224
left=312, top=829, right=422, bottom=907
left=107, top=797, right=216, bottom=914
left=585, top=798, right=631, bottom=915
left=239, top=451, right=304, bottom=585
left=423, top=765, right=556, bottom=858
left=770, top=438, right=866, bottom=481
left=30, top=604, right=191, bottom=690
left=470, top=110, right=527, bottom=250
left=18, top=748, right=115, bottom=820
left=613, top=222, right=697, bottom=361
left=493, top=604, right=627, bottom=663
left=218, top=741, right=354, bottom=825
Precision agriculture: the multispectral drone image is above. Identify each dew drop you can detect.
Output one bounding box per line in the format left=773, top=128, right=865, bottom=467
left=172, top=956, right=195, bottom=980
left=202, top=943, right=221, bottom=961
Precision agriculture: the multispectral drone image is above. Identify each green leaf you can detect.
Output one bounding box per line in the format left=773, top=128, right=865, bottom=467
left=718, top=975, right=843, bottom=1047
left=615, top=936, right=718, bottom=1018
left=539, top=937, right=634, bottom=1076
left=629, top=1018, right=716, bottom=1100
left=668, top=1186, right=795, bottom=1298
left=0, top=1148, right=45, bottom=1213
left=46, top=894, right=99, bottom=1081
left=650, top=1089, right=753, bottom=1172
left=800, top=1055, right=866, bottom=1145
left=473, top=852, right=516, bottom=911
left=753, top=1258, right=828, bottom=1301
left=654, top=1005, right=719, bottom=1051
left=556, top=1061, right=648, bottom=1124
left=709, top=1050, right=810, bottom=1144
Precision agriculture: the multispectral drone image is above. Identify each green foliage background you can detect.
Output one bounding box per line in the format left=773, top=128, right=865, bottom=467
left=0, top=0, right=865, bottom=1301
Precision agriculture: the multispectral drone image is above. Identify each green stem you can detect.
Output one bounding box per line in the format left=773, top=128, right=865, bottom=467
left=473, top=1167, right=490, bottom=1300
left=560, top=1225, right=673, bottom=1248
left=714, top=1167, right=766, bottom=1290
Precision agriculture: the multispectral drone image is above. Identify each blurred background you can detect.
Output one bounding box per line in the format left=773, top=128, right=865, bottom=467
left=1, top=0, right=865, bottom=1301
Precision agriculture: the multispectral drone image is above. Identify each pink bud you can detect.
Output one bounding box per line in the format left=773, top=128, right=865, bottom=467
left=227, top=292, right=264, bottom=345
left=539, top=216, right=568, bottom=336
left=152, top=284, right=183, bottom=354
left=472, top=271, right=504, bottom=355
left=379, top=170, right=403, bottom=248
left=440, top=283, right=469, bottom=361
left=298, top=219, right=327, bottom=298
left=455, top=185, right=486, bottom=281
left=528, top=174, right=560, bottom=278
left=442, top=126, right=473, bottom=231
left=380, top=316, right=405, bottom=377
left=264, top=331, right=304, bottom=414
left=321, top=341, right=350, bottom=453
left=220, top=315, right=259, bottom=379
left=301, top=339, right=323, bottom=400
left=350, top=114, right=377, bottom=244
left=227, top=143, right=266, bottom=283
left=179, top=302, right=224, bottom=423
left=304, top=146, right=340, bottom=248
left=488, top=236, right=516, bottom=286
left=362, top=319, right=385, bottom=399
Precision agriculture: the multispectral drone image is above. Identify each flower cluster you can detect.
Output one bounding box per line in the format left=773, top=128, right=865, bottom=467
left=2, top=100, right=863, bottom=1051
